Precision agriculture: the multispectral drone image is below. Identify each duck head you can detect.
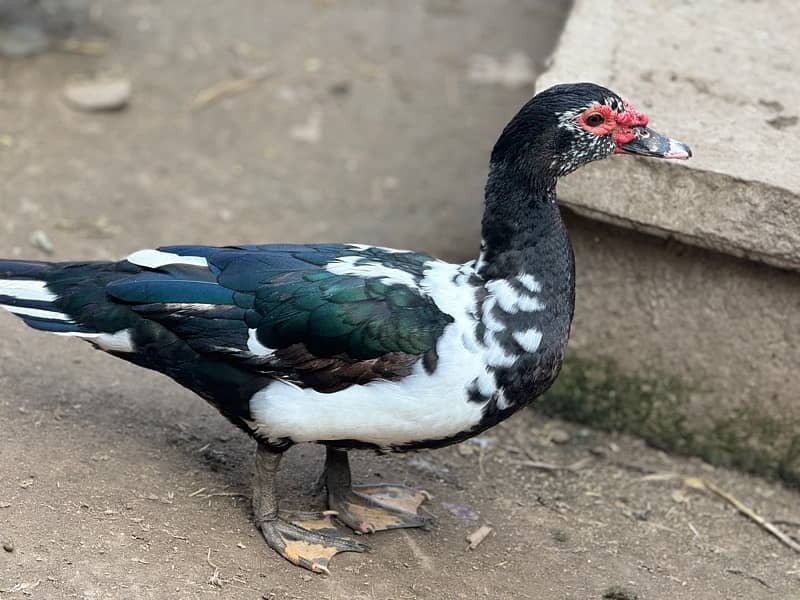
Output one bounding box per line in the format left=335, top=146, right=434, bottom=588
left=491, top=82, right=691, bottom=183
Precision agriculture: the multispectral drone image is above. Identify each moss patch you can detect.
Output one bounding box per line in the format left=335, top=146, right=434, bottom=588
left=539, top=354, right=800, bottom=489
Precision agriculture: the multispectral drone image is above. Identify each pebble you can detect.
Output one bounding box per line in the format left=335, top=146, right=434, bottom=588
left=549, top=429, right=571, bottom=444
left=289, top=110, right=322, bottom=144
left=457, top=444, right=475, bottom=456
left=589, top=445, right=607, bottom=457
left=3, top=542, right=13, bottom=553
left=30, top=229, right=53, bottom=254
left=63, top=78, right=132, bottom=112
left=328, top=81, right=351, bottom=96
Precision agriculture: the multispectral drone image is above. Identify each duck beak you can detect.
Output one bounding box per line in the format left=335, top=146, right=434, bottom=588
left=618, top=126, right=692, bottom=160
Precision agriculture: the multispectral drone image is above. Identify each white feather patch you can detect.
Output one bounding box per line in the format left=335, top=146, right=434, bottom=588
left=247, top=328, right=274, bottom=356
left=476, top=370, right=497, bottom=397
left=485, top=278, right=545, bottom=313
left=55, top=329, right=135, bottom=353
left=485, top=279, right=521, bottom=314
left=516, top=273, right=541, bottom=293
left=347, top=243, right=410, bottom=254
left=483, top=331, right=517, bottom=368
left=0, top=279, right=57, bottom=302
left=512, top=328, right=543, bottom=353
left=495, top=391, right=511, bottom=411
left=0, top=305, right=72, bottom=321
left=126, top=249, right=208, bottom=269
left=515, top=295, right=545, bottom=312
left=481, top=296, right=505, bottom=332
left=326, top=256, right=420, bottom=290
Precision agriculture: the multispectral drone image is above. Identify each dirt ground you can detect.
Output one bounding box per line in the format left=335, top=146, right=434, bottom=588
left=1, top=2, right=799, bottom=599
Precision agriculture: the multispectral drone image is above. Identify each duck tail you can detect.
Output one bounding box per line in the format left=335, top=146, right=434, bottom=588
left=0, top=259, right=80, bottom=333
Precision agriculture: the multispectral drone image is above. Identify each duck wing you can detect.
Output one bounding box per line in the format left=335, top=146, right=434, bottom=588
left=107, top=243, right=454, bottom=392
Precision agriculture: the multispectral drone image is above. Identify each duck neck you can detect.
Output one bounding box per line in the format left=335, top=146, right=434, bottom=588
left=475, top=160, right=576, bottom=410
left=479, top=162, right=572, bottom=285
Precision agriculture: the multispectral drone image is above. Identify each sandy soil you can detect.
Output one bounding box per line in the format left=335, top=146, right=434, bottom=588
left=1, top=2, right=799, bottom=599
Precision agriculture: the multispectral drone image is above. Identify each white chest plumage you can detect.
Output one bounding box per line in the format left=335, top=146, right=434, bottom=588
left=248, top=257, right=547, bottom=447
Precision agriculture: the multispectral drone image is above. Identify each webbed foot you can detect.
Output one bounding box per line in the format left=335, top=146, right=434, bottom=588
left=328, top=483, right=433, bottom=533
left=258, top=511, right=368, bottom=574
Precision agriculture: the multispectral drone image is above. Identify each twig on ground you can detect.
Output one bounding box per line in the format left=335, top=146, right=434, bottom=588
left=507, top=426, right=592, bottom=474
left=684, top=477, right=800, bottom=554
left=466, top=524, right=493, bottom=550
left=191, top=68, right=274, bottom=110
left=725, top=568, right=772, bottom=589
left=206, top=548, right=225, bottom=587
left=687, top=522, right=701, bottom=538
left=641, top=472, right=800, bottom=553
left=513, top=460, right=577, bottom=473
left=774, top=519, right=800, bottom=529
left=613, top=461, right=662, bottom=475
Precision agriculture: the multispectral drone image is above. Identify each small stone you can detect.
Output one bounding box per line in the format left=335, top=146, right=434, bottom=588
left=671, top=489, right=689, bottom=504
left=303, top=57, right=322, bottom=73
left=3, top=542, right=13, bottom=552
left=632, top=508, right=651, bottom=521
left=457, top=444, right=475, bottom=456
left=550, top=528, right=568, bottom=543
left=63, top=78, right=132, bottom=112
left=603, top=586, right=639, bottom=600
left=328, top=81, right=351, bottom=96
left=30, top=230, right=54, bottom=254
left=549, top=429, right=570, bottom=444
left=289, top=110, right=322, bottom=144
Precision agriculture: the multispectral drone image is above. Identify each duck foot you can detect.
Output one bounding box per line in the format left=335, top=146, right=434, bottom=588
left=253, top=444, right=367, bottom=574
left=329, top=484, right=433, bottom=533
left=257, top=511, right=369, bottom=574
left=323, top=447, right=433, bottom=533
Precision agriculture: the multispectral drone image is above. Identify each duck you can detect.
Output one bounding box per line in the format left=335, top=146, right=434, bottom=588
left=0, top=82, right=690, bottom=574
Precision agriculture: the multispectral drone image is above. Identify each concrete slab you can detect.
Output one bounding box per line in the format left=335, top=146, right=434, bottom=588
left=538, top=0, right=800, bottom=271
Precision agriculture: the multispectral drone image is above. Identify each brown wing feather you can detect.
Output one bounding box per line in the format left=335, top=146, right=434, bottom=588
left=267, top=343, right=421, bottom=393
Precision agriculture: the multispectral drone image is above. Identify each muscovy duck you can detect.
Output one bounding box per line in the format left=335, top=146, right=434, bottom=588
left=0, top=83, right=690, bottom=574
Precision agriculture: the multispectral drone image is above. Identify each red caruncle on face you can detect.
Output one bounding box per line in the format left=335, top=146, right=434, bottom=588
left=576, top=100, right=649, bottom=151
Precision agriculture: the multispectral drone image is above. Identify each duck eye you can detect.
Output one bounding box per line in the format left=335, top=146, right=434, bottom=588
left=585, top=112, right=605, bottom=127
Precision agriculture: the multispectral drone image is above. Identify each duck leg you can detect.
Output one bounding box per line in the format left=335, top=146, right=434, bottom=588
left=324, top=447, right=433, bottom=534
left=253, top=444, right=368, bottom=574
